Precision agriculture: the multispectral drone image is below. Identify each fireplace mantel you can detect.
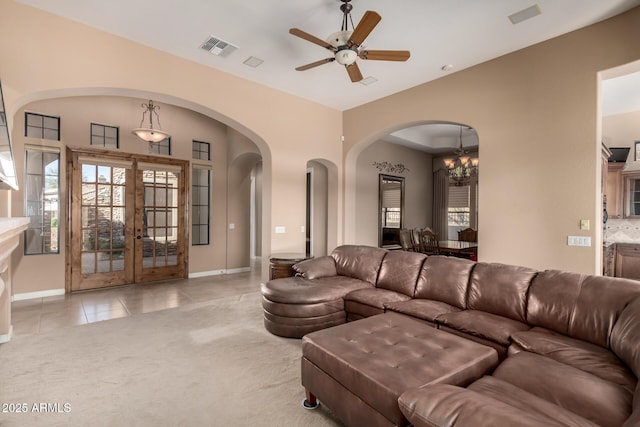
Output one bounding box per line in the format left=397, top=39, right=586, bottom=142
left=0, top=217, right=29, bottom=343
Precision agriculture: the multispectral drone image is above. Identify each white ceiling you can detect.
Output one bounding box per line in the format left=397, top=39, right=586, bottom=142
left=14, top=0, right=640, bottom=154
left=16, top=0, right=640, bottom=113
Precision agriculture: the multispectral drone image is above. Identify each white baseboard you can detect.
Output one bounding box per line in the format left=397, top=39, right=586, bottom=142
left=0, top=325, right=13, bottom=344
left=188, top=269, right=226, bottom=278
left=226, top=267, right=251, bottom=274
left=188, top=267, right=251, bottom=278
left=12, top=289, right=65, bottom=302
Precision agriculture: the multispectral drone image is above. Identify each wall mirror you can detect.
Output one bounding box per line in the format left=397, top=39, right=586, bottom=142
left=379, top=174, right=404, bottom=247
left=0, top=80, right=18, bottom=190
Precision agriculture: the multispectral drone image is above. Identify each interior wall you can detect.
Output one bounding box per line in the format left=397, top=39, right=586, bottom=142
left=8, top=96, right=232, bottom=294
left=355, top=140, right=433, bottom=247
left=602, top=111, right=640, bottom=152
left=307, top=160, right=328, bottom=257
left=344, top=7, right=640, bottom=274
left=0, top=1, right=344, bottom=283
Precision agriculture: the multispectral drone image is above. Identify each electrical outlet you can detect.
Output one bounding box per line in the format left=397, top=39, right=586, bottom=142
left=567, top=236, right=591, bottom=247
left=580, top=219, right=590, bottom=230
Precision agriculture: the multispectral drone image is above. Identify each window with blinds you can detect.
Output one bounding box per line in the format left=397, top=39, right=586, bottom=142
left=381, top=177, right=402, bottom=228
left=448, top=185, right=470, bottom=226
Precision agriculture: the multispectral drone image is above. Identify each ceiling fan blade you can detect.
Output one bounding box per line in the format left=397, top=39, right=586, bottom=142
left=295, top=58, right=335, bottom=71
left=349, top=11, right=381, bottom=47
left=289, top=28, right=335, bottom=51
left=359, top=50, right=411, bottom=61
left=346, top=63, right=363, bottom=83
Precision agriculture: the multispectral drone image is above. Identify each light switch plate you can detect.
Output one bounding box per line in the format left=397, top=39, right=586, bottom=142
left=568, top=236, right=591, bottom=247
left=275, top=226, right=286, bottom=234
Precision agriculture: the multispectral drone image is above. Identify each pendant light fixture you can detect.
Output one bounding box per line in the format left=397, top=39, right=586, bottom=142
left=131, top=100, right=170, bottom=143
left=443, top=125, right=479, bottom=186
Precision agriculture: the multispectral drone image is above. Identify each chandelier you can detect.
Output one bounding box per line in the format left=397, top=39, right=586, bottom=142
left=443, top=126, right=479, bottom=186
left=131, top=100, right=170, bottom=143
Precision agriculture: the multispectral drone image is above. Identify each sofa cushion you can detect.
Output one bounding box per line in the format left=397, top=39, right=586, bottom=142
left=611, top=296, right=640, bottom=379
left=467, top=262, right=537, bottom=322
left=436, top=309, right=530, bottom=346
left=399, top=383, right=584, bottom=427
left=511, top=328, right=637, bottom=393
left=292, top=255, right=337, bottom=279
left=376, top=250, right=426, bottom=297
left=414, top=256, right=474, bottom=309
left=261, top=276, right=371, bottom=305
left=331, top=245, right=388, bottom=285
left=493, top=351, right=633, bottom=427
left=344, top=288, right=411, bottom=319
left=384, top=299, right=461, bottom=324
left=468, top=376, right=599, bottom=427
left=527, top=270, right=640, bottom=348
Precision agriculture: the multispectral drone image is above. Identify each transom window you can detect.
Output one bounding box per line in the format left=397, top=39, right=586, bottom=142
left=91, top=123, right=119, bottom=149
left=149, top=138, right=171, bottom=156
left=25, top=112, right=60, bottom=141
left=192, top=141, right=211, bottom=161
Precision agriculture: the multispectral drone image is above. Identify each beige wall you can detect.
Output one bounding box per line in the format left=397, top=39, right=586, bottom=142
left=0, top=0, right=343, bottom=284
left=2, top=1, right=640, bottom=287
left=356, top=140, right=433, bottom=247
left=345, top=8, right=640, bottom=274
left=603, top=111, right=640, bottom=154
left=308, top=160, right=329, bottom=257
left=7, top=96, right=244, bottom=293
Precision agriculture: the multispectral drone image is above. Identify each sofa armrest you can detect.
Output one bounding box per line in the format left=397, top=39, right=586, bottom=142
left=293, top=256, right=337, bottom=279
left=398, top=385, right=570, bottom=427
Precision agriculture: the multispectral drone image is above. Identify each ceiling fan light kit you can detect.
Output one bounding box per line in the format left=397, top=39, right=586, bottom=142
left=289, top=0, right=410, bottom=83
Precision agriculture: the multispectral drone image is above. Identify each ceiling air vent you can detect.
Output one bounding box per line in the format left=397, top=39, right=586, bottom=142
left=200, top=35, right=238, bottom=57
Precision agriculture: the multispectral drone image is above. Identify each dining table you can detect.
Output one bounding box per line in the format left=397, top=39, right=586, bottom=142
left=438, top=240, right=478, bottom=256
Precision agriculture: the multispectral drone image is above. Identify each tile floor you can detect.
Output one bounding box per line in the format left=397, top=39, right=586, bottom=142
left=10, top=264, right=263, bottom=337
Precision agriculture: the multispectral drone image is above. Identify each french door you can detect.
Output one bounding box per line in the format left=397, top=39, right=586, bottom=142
left=68, top=150, right=188, bottom=291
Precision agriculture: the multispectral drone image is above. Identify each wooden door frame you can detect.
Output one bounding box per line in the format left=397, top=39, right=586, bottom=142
left=65, top=147, right=190, bottom=292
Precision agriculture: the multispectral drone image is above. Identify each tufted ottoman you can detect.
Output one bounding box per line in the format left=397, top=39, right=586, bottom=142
left=301, top=312, right=499, bottom=427
left=261, top=276, right=372, bottom=338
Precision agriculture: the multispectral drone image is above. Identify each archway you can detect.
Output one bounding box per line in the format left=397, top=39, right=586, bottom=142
left=8, top=89, right=274, bottom=283
left=345, top=120, right=479, bottom=251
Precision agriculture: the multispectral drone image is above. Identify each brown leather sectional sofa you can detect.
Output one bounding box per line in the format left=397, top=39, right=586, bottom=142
left=261, top=245, right=640, bottom=426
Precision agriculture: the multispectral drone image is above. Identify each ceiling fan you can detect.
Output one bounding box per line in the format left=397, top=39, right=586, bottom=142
left=289, top=0, right=410, bottom=83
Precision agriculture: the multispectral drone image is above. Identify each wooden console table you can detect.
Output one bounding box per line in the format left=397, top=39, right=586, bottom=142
left=269, top=253, right=311, bottom=280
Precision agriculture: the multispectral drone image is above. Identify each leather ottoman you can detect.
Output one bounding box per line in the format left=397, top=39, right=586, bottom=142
left=301, top=312, right=499, bottom=427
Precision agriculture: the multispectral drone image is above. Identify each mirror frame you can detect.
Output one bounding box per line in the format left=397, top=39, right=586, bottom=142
left=378, top=174, right=405, bottom=247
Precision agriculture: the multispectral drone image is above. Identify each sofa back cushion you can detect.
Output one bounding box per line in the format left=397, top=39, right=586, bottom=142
left=331, top=245, right=388, bottom=285
left=414, top=256, right=475, bottom=308
left=467, top=262, right=537, bottom=322
left=611, top=296, right=640, bottom=378
left=528, top=270, right=640, bottom=348
left=292, top=256, right=337, bottom=279
left=376, top=251, right=427, bottom=297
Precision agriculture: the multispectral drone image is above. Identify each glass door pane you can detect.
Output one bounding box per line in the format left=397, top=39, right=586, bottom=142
left=136, top=163, right=185, bottom=283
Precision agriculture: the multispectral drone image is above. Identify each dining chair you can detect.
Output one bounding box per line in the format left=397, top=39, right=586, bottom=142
left=458, top=228, right=478, bottom=243
left=411, top=228, right=424, bottom=252
left=420, top=229, right=441, bottom=255
left=399, top=228, right=414, bottom=251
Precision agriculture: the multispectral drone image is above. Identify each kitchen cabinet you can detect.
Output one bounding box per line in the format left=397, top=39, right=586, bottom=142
left=603, top=244, right=616, bottom=277
left=606, top=163, right=623, bottom=219
left=614, top=243, right=640, bottom=280
left=624, top=173, right=640, bottom=218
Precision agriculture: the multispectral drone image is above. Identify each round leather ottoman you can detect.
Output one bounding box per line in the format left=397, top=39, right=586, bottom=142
left=261, top=276, right=368, bottom=338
